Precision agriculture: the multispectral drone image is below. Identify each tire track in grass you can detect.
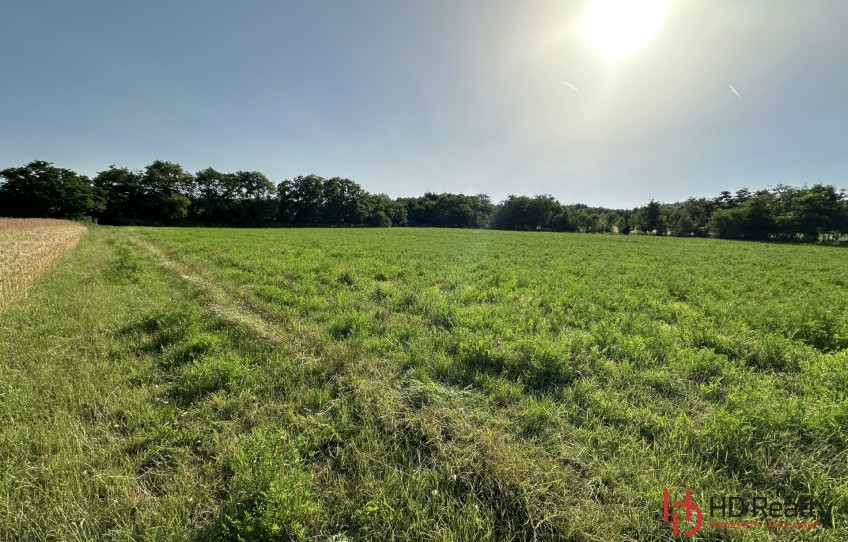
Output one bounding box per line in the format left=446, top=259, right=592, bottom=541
left=126, top=232, right=320, bottom=358
left=126, top=230, right=614, bottom=540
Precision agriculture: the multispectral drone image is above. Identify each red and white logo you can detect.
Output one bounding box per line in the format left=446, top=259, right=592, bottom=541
left=663, top=488, right=704, bottom=536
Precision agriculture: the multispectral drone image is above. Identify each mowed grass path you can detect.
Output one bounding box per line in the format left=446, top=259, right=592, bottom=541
left=1, top=226, right=846, bottom=540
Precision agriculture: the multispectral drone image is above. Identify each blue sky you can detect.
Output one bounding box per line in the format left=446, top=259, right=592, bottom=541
left=1, top=0, right=846, bottom=208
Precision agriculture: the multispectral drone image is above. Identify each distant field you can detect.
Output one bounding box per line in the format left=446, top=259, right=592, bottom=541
left=1, top=226, right=845, bottom=540
left=0, top=218, right=86, bottom=303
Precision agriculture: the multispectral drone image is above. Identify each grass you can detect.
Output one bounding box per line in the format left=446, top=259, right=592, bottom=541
left=1, top=225, right=845, bottom=540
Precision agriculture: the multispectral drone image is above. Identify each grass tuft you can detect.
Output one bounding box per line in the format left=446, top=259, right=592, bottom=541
left=172, top=355, right=250, bottom=403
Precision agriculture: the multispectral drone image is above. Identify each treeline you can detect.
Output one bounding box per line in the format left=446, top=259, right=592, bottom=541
left=1, top=159, right=846, bottom=242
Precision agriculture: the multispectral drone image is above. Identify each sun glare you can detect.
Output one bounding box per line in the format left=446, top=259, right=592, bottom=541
left=580, top=0, right=669, bottom=59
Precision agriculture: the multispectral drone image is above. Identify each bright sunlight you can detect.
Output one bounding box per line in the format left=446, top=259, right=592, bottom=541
left=580, top=0, right=669, bottom=59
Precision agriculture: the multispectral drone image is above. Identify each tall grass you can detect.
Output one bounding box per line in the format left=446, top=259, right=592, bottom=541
left=0, top=226, right=845, bottom=540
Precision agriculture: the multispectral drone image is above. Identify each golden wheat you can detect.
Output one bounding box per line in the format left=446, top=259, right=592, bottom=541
left=0, top=218, right=87, bottom=304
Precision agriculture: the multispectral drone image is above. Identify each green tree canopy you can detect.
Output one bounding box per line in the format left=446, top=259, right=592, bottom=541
left=490, top=195, right=561, bottom=230
left=0, top=160, right=102, bottom=219
left=634, top=199, right=665, bottom=234
left=92, top=166, right=145, bottom=224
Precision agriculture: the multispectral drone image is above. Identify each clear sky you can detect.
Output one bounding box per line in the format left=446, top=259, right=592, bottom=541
left=1, top=0, right=846, bottom=208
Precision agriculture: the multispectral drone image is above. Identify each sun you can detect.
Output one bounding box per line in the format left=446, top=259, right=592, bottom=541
left=580, top=0, right=669, bottom=59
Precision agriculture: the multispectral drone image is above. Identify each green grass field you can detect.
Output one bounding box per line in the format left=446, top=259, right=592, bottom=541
left=1, top=226, right=846, bottom=540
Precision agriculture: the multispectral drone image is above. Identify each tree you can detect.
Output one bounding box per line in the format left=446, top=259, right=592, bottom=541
left=708, top=192, right=777, bottom=240
left=0, top=160, right=103, bottom=219
left=715, top=191, right=734, bottom=208
left=604, top=211, right=625, bottom=233
left=365, top=193, right=407, bottom=226
left=143, top=160, right=195, bottom=197
left=229, top=171, right=276, bottom=226
left=620, top=210, right=633, bottom=234
left=667, top=207, right=695, bottom=237
left=92, top=166, right=146, bottom=224
left=571, top=208, right=594, bottom=233
left=276, top=175, right=370, bottom=225
left=775, top=184, right=847, bottom=241
left=490, top=195, right=561, bottom=230
left=193, top=168, right=276, bottom=226
left=634, top=199, right=665, bottom=234
left=322, top=177, right=368, bottom=224
left=668, top=198, right=717, bottom=237
left=551, top=211, right=573, bottom=232
left=734, top=188, right=751, bottom=206
left=398, top=193, right=493, bottom=228
left=138, top=161, right=193, bottom=224
left=92, top=160, right=193, bottom=224
left=682, top=198, right=715, bottom=237
left=276, top=175, right=325, bottom=224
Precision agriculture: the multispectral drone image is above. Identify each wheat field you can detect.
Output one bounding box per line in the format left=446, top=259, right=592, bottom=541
left=0, top=218, right=87, bottom=303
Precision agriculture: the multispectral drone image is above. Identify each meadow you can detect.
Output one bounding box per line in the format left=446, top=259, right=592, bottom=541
left=0, top=225, right=845, bottom=540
